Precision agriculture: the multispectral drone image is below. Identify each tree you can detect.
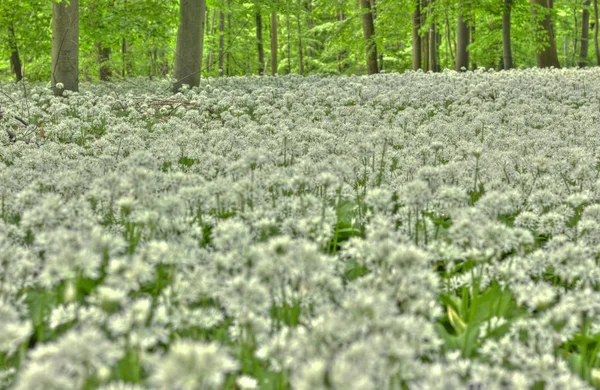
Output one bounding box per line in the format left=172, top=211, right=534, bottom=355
left=8, top=22, right=22, bottom=81
left=579, top=0, right=591, bottom=67
left=412, top=0, right=422, bottom=70
left=502, top=0, right=514, bottom=69
left=173, top=0, right=206, bottom=92
left=456, top=3, right=470, bottom=71
left=531, top=0, right=560, bottom=68
left=360, top=0, right=378, bottom=74
left=594, top=0, right=599, bottom=65
left=256, top=9, right=265, bottom=74
left=52, top=0, right=79, bottom=96
left=271, top=11, right=278, bottom=75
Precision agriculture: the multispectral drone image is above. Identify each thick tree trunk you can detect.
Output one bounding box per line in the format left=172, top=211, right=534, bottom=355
left=271, top=11, right=278, bottom=75
left=456, top=13, right=470, bottom=71
left=502, top=0, right=514, bottom=69
left=173, top=0, right=206, bottom=92
left=359, top=0, right=378, bottom=74
left=412, top=0, right=422, bottom=70
left=8, top=23, right=22, bottom=82
left=531, top=0, right=561, bottom=68
left=52, top=0, right=79, bottom=96
left=580, top=0, right=591, bottom=66
left=219, top=10, right=225, bottom=74
left=256, top=11, right=264, bottom=74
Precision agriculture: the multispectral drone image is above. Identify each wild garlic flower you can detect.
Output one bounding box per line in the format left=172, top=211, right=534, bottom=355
left=149, top=340, right=239, bottom=390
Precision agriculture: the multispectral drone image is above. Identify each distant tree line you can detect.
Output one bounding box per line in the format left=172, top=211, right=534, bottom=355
left=0, top=0, right=598, bottom=94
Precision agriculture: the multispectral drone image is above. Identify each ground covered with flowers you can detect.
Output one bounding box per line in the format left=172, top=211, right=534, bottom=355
left=1, top=68, right=600, bottom=389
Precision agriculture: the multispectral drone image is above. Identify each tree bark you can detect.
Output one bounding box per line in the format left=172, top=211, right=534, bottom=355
left=579, top=0, right=590, bottom=67
left=531, top=0, right=561, bottom=68
left=502, top=0, right=514, bottom=69
left=219, top=10, right=225, bottom=75
left=52, top=0, right=79, bottom=96
left=359, top=0, right=378, bottom=74
left=226, top=0, right=231, bottom=75
left=8, top=23, right=22, bottom=82
left=98, top=46, right=111, bottom=81
left=337, top=10, right=345, bottom=73
left=297, top=0, right=304, bottom=75
left=593, top=0, right=600, bottom=65
left=271, top=11, right=278, bottom=75
left=256, top=11, right=265, bottom=74
left=456, top=12, right=470, bottom=71
left=412, top=0, right=422, bottom=70
left=173, top=0, right=206, bottom=92
left=428, top=0, right=437, bottom=72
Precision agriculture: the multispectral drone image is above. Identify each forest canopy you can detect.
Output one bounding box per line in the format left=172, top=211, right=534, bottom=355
left=0, top=0, right=598, bottom=86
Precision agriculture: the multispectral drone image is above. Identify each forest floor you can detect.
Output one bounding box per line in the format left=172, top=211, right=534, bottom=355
left=1, top=69, right=600, bottom=389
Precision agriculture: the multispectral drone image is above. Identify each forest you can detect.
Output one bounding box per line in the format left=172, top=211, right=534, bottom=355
left=1, top=0, right=599, bottom=89
left=5, top=1, right=600, bottom=390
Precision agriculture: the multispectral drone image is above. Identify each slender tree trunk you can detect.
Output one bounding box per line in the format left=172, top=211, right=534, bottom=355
left=173, top=0, right=206, bottom=92
left=428, top=0, right=437, bottom=72
left=445, top=10, right=455, bottom=67
left=206, top=9, right=217, bottom=73
left=337, top=10, right=345, bottom=73
left=502, top=0, right=514, bottom=69
left=271, top=11, right=278, bottom=75
left=219, top=9, right=225, bottom=74
left=456, top=12, right=470, bottom=71
left=306, top=0, right=313, bottom=60
left=471, top=20, right=477, bottom=69
left=256, top=11, right=264, bottom=74
left=52, top=0, right=79, bottom=96
left=8, top=22, right=23, bottom=82
left=98, top=46, right=111, bottom=80
left=359, top=0, right=378, bottom=74
left=412, top=0, right=422, bottom=70
left=594, top=0, right=600, bottom=65
left=297, top=0, right=304, bottom=75
left=287, top=14, right=291, bottom=73
left=531, top=0, right=561, bottom=68
left=226, top=0, right=231, bottom=75
left=580, top=0, right=591, bottom=66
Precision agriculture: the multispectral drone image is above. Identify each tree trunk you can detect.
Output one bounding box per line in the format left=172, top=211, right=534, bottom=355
left=287, top=13, right=291, bottom=73
left=98, top=46, right=111, bottom=80
left=502, top=0, right=514, bottom=69
left=271, top=11, right=277, bottom=76
left=359, top=0, right=378, bottom=74
left=580, top=0, right=591, bottom=66
left=412, top=0, right=422, bottom=70
left=531, top=0, right=561, bottom=68
left=456, top=13, right=470, bottom=71
left=256, top=11, right=264, bottom=74
left=297, top=0, right=304, bottom=75
left=428, top=0, right=437, bottom=72
left=306, top=0, right=313, bottom=63
left=8, top=23, right=22, bottom=82
left=337, top=10, right=345, bottom=73
left=593, top=0, right=600, bottom=65
left=271, top=11, right=278, bottom=75
left=226, top=0, right=231, bottom=75
left=52, top=0, right=79, bottom=96
left=173, top=0, right=206, bottom=92
left=219, top=10, right=225, bottom=75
